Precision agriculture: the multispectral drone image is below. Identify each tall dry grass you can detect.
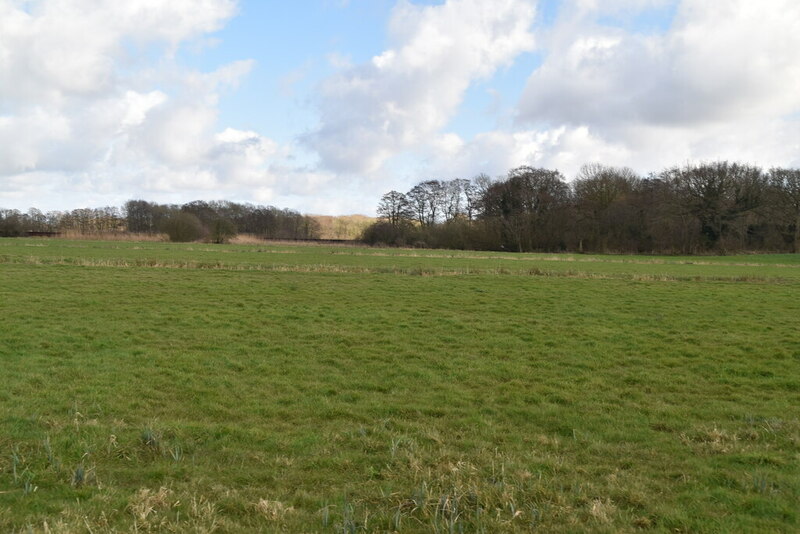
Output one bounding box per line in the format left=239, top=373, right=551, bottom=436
left=310, top=214, right=374, bottom=240
left=229, top=233, right=267, bottom=245
left=55, top=231, right=169, bottom=242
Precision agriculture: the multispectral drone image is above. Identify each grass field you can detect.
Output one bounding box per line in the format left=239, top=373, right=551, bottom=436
left=1, top=239, right=798, bottom=532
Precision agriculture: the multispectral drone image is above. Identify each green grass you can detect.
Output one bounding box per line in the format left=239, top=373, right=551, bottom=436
left=1, top=239, right=798, bottom=532
left=2, top=239, right=800, bottom=287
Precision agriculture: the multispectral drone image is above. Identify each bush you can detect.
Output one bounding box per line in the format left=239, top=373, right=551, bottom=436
left=210, top=218, right=237, bottom=244
left=0, top=210, right=24, bottom=237
left=360, top=221, right=414, bottom=246
left=160, top=212, right=204, bottom=242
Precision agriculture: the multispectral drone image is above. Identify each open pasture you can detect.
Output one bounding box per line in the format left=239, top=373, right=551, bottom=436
left=1, top=239, right=799, bottom=532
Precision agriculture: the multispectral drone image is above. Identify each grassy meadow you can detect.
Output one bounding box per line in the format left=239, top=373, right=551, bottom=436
left=1, top=238, right=798, bottom=532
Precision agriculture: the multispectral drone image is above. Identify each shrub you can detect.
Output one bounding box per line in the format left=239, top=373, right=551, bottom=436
left=361, top=221, right=412, bottom=247
left=160, top=212, right=204, bottom=242
left=0, top=209, right=25, bottom=237
left=210, top=218, right=237, bottom=244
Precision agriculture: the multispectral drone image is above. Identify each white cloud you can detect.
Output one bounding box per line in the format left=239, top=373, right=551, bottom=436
left=306, top=0, right=536, bottom=174
left=418, top=126, right=631, bottom=180
left=0, top=0, right=238, bottom=104
left=512, top=0, right=800, bottom=172
left=211, top=128, right=279, bottom=185
left=3, top=0, right=799, bottom=217
left=0, top=0, right=291, bottom=210
left=411, top=0, right=800, bottom=187
left=120, top=90, right=168, bottom=128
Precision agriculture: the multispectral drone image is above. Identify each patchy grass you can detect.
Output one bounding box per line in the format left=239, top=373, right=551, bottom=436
left=2, top=238, right=799, bottom=281
left=0, top=239, right=798, bottom=532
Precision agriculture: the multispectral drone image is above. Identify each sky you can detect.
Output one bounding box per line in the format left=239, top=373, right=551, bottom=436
left=1, top=0, right=799, bottom=216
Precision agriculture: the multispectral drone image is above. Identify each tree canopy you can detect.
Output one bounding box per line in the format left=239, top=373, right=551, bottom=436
left=363, top=161, right=800, bottom=254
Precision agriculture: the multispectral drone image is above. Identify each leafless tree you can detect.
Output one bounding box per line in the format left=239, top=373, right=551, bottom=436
left=377, top=191, right=413, bottom=227
left=664, top=162, right=766, bottom=250
left=768, top=167, right=800, bottom=252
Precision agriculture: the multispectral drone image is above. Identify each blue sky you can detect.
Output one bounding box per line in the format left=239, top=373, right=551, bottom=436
left=1, top=0, right=799, bottom=215
left=190, top=0, right=542, bottom=140
left=179, top=0, right=678, bottom=135
left=182, top=2, right=395, bottom=142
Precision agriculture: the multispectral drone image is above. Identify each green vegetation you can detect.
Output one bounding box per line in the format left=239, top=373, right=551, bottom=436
left=1, top=239, right=798, bottom=532
left=160, top=212, right=205, bottom=243
left=369, top=163, right=800, bottom=254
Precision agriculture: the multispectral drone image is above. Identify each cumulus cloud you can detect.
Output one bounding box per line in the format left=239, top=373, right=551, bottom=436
left=511, top=0, right=800, bottom=172
left=0, top=0, right=289, bottom=210
left=0, top=0, right=238, bottom=104
left=412, top=0, right=800, bottom=186
left=304, top=0, right=800, bottom=198
left=3, top=0, right=799, bottom=216
left=520, top=0, right=800, bottom=128
left=305, top=0, right=536, bottom=174
left=418, top=126, right=630, bottom=180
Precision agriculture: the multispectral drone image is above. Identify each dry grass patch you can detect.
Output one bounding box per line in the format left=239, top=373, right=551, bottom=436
left=229, top=233, right=266, bottom=245
left=254, top=499, right=294, bottom=521
left=681, top=426, right=741, bottom=454
left=57, top=231, right=168, bottom=242
left=128, top=486, right=176, bottom=526
left=588, top=498, right=618, bottom=524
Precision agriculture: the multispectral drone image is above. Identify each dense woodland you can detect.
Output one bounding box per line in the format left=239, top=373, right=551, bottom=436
left=0, top=200, right=320, bottom=242
left=3, top=161, right=799, bottom=253
left=364, top=162, right=800, bottom=254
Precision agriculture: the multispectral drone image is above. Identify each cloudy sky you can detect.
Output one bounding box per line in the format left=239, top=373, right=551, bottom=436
left=1, top=0, right=799, bottom=215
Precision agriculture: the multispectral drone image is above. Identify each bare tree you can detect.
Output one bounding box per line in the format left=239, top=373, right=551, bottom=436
left=481, top=166, right=570, bottom=251
left=573, top=163, right=639, bottom=252
left=665, top=162, right=766, bottom=250
left=467, top=173, right=493, bottom=220
left=768, top=167, right=800, bottom=252
left=377, top=191, right=413, bottom=227
left=423, top=180, right=446, bottom=225
left=440, top=179, right=467, bottom=221
left=406, top=184, right=429, bottom=226
left=407, top=180, right=445, bottom=226
left=125, top=200, right=157, bottom=233
left=0, top=209, right=24, bottom=236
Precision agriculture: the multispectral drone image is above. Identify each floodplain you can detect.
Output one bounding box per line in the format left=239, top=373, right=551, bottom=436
left=1, top=239, right=798, bottom=532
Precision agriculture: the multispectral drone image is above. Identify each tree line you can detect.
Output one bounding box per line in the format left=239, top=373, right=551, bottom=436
left=0, top=200, right=320, bottom=242
left=364, top=162, right=800, bottom=254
